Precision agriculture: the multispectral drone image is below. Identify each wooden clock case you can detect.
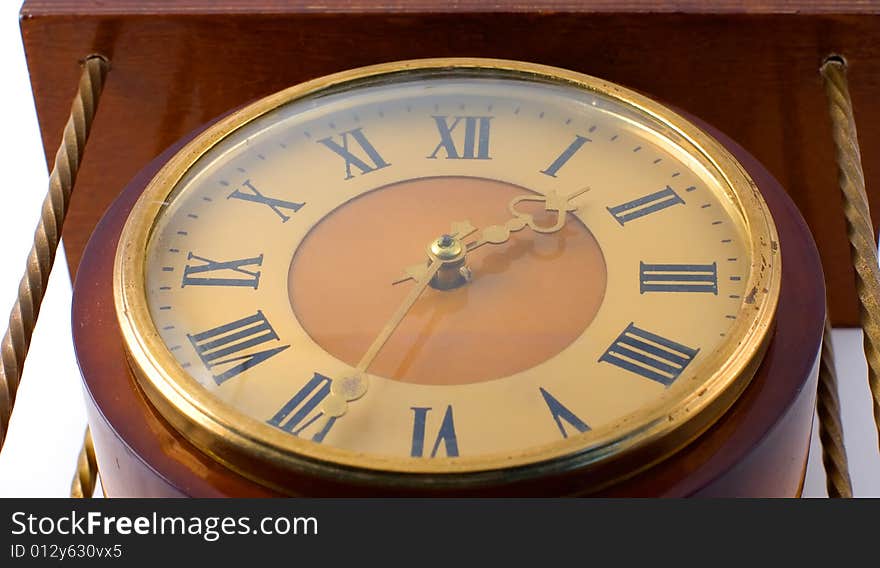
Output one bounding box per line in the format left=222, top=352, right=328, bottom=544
left=20, top=1, right=865, bottom=496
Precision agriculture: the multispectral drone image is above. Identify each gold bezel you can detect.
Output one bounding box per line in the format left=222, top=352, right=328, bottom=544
left=114, top=58, right=780, bottom=493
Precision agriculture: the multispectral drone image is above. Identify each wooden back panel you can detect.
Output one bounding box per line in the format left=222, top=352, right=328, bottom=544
left=21, top=0, right=879, bottom=325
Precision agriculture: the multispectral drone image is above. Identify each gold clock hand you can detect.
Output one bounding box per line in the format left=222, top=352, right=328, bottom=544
left=393, top=187, right=590, bottom=284
left=320, top=238, right=457, bottom=419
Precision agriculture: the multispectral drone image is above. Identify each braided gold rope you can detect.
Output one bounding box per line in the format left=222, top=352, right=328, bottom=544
left=821, top=56, right=880, bottom=489
left=816, top=313, right=853, bottom=497
left=0, top=55, right=109, bottom=450
left=70, top=428, right=97, bottom=498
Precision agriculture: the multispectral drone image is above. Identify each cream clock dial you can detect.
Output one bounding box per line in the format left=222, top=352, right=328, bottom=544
left=115, top=60, right=779, bottom=487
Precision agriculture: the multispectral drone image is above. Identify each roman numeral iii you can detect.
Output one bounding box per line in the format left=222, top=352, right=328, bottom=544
left=182, top=252, right=263, bottom=288
left=268, top=373, right=336, bottom=443
left=427, top=115, right=493, bottom=160
left=410, top=405, right=459, bottom=458
left=599, top=323, right=699, bottom=386
left=317, top=127, right=390, bottom=179
left=607, top=186, right=684, bottom=225
left=639, top=262, right=718, bottom=294
left=187, top=310, right=290, bottom=384
left=227, top=179, right=304, bottom=222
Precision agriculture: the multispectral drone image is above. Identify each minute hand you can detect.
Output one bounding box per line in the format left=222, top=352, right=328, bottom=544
left=320, top=257, right=444, bottom=419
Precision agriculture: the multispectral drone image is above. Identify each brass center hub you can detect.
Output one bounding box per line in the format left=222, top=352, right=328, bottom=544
left=429, top=234, right=463, bottom=260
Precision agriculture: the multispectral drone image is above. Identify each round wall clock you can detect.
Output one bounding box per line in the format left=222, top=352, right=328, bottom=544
left=72, top=58, right=824, bottom=497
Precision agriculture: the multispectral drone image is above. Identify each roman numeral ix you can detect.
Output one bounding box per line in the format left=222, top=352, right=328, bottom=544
left=182, top=252, right=263, bottom=288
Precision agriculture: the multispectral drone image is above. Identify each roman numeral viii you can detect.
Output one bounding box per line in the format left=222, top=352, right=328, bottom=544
left=427, top=115, right=492, bottom=160
left=228, top=180, right=304, bottom=222
left=268, top=373, right=336, bottom=443
left=410, top=405, right=459, bottom=458
left=187, top=310, right=290, bottom=384
left=640, top=262, right=718, bottom=294
left=607, top=186, right=684, bottom=225
left=599, top=323, right=699, bottom=386
left=317, top=128, right=390, bottom=179
left=182, top=252, right=263, bottom=288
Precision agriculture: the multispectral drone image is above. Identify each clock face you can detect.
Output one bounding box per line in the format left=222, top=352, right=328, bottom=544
left=116, top=60, right=779, bottom=488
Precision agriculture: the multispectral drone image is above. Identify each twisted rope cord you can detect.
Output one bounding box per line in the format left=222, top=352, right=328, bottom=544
left=0, top=56, right=108, bottom=497
left=820, top=56, right=880, bottom=492
left=70, top=428, right=97, bottom=498
left=816, top=313, right=853, bottom=497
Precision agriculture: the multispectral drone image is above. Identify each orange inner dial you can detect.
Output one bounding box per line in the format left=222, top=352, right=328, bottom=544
left=289, top=176, right=607, bottom=386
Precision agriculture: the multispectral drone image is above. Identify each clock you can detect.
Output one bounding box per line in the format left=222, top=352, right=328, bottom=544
left=72, top=58, right=824, bottom=497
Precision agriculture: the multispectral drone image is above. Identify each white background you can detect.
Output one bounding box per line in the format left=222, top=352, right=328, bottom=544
left=0, top=2, right=877, bottom=497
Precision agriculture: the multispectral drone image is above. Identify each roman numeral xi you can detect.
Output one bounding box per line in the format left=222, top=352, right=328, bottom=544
left=317, top=128, right=390, bottom=180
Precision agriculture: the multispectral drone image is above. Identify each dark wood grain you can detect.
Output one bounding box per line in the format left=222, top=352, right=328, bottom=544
left=19, top=1, right=878, bottom=326
left=71, top=102, right=824, bottom=497
left=19, top=1, right=880, bottom=15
